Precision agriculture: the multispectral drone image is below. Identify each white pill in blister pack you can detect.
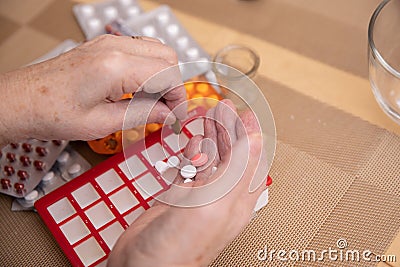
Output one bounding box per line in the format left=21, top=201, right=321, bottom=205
left=11, top=146, right=92, bottom=211
left=42, top=171, right=56, bottom=183
left=122, top=5, right=211, bottom=81
left=73, top=0, right=143, bottom=40
left=142, top=25, right=156, bottom=37
left=104, top=6, right=118, bottom=19
left=157, top=12, right=169, bottom=25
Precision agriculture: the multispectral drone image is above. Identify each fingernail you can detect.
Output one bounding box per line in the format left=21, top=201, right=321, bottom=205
left=164, top=112, right=176, bottom=125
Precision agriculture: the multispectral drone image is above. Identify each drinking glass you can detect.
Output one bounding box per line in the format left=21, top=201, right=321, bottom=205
left=369, top=0, right=400, bottom=124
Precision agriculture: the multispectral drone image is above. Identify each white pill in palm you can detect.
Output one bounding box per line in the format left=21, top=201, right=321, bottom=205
left=180, top=165, right=196, bottom=179
left=211, top=166, right=217, bottom=175
left=183, top=178, right=193, bottom=184
left=167, top=156, right=180, bottom=168
left=155, top=161, right=169, bottom=174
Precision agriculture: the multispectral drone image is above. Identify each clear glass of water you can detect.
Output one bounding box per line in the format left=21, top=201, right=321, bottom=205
left=212, top=44, right=260, bottom=110
left=369, top=0, right=400, bottom=124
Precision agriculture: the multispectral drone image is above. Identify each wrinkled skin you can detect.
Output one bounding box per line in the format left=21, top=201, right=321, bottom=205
left=0, top=34, right=186, bottom=146
left=109, top=100, right=266, bottom=267
left=0, top=35, right=267, bottom=267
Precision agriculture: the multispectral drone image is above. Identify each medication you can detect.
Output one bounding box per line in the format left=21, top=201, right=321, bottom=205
left=24, top=190, right=39, bottom=202
left=11, top=146, right=92, bottom=211
left=190, top=153, right=208, bottom=167
left=29, top=40, right=79, bottom=66
left=180, top=165, right=197, bottom=179
left=35, top=107, right=207, bottom=266
left=253, top=189, right=269, bottom=212
left=167, top=156, right=180, bottom=168
left=67, top=163, right=82, bottom=179
left=41, top=171, right=56, bottom=183
left=73, top=0, right=143, bottom=40
left=155, top=160, right=169, bottom=174
left=253, top=176, right=273, bottom=212
left=211, top=166, right=217, bottom=175
left=122, top=5, right=211, bottom=80
left=59, top=149, right=91, bottom=182
left=183, top=178, right=193, bottom=184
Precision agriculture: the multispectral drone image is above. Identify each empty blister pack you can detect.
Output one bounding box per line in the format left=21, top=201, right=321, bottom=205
left=29, top=39, right=79, bottom=65
left=0, top=140, right=68, bottom=197
left=73, top=0, right=142, bottom=40
left=12, top=146, right=92, bottom=211
left=122, top=5, right=211, bottom=80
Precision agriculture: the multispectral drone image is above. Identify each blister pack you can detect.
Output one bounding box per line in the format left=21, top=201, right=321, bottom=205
left=1, top=140, right=68, bottom=197
left=12, top=146, right=92, bottom=211
left=29, top=39, right=79, bottom=65
left=73, top=0, right=142, bottom=40
left=122, top=5, right=211, bottom=80
left=35, top=105, right=271, bottom=267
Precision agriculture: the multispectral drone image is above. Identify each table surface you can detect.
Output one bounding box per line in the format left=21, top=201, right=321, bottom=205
left=0, top=0, right=399, bottom=266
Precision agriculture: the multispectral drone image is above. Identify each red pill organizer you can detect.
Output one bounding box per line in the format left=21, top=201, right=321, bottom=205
left=0, top=140, right=68, bottom=197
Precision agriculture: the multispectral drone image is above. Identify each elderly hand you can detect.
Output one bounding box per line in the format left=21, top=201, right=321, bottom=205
left=108, top=100, right=267, bottom=267
left=0, top=34, right=186, bottom=145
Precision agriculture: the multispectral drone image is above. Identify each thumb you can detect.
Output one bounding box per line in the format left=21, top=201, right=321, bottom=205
left=87, top=99, right=176, bottom=135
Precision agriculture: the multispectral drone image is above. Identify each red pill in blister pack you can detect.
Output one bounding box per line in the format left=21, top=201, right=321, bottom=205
left=22, top=143, right=32, bottom=153
left=20, top=155, right=31, bottom=166
left=1, top=179, right=11, bottom=190
left=6, top=153, right=16, bottom=163
left=0, top=139, right=68, bottom=197
left=17, top=170, right=29, bottom=181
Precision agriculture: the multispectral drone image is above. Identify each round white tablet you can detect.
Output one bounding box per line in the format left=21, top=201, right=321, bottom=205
left=166, top=24, right=179, bottom=36
left=180, top=165, right=196, bottom=179
left=126, top=6, right=140, bottom=16
left=186, top=48, right=199, bottom=60
left=142, top=25, right=156, bottom=37
left=81, top=5, right=95, bottom=16
left=155, top=161, right=169, bottom=174
left=104, top=6, right=118, bottom=19
left=157, top=12, right=169, bottom=24
left=119, top=0, right=132, bottom=6
left=88, top=18, right=101, bottom=30
left=183, top=178, right=193, bottom=184
left=176, top=36, right=189, bottom=48
left=24, top=190, right=39, bottom=202
left=167, top=156, right=180, bottom=168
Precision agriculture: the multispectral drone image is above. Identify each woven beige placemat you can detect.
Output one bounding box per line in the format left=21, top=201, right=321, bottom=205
left=211, top=78, right=400, bottom=267
left=0, top=77, right=399, bottom=266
